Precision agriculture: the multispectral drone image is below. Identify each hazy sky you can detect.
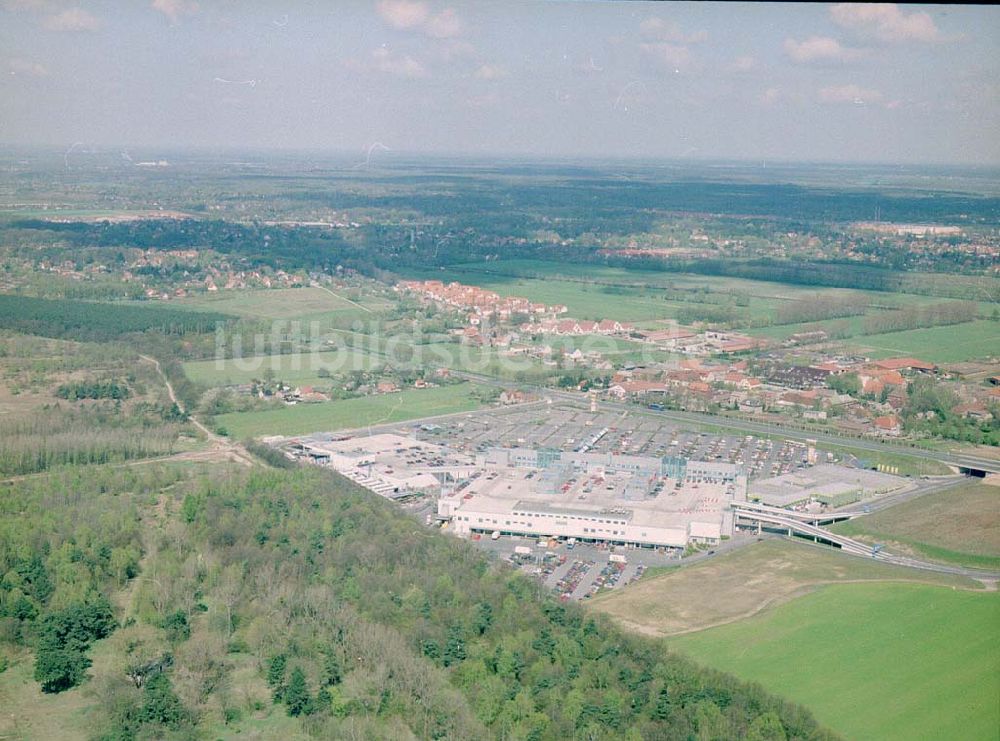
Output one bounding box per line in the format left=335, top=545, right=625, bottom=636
left=2, top=1, right=998, bottom=164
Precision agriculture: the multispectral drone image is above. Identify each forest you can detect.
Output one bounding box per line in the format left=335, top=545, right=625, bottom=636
left=0, top=461, right=838, bottom=740
left=0, top=295, right=230, bottom=342
left=0, top=404, right=186, bottom=476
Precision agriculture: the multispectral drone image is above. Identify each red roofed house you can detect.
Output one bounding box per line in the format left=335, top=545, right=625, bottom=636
left=952, top=403, right=993, bottom=421
left=608, top=380, right=668, bottom=398
left=874, top=415, right=902, bottom=436
left=873, top=357, right=936, bottom=373
left=862, top=378, right=885, bottom=397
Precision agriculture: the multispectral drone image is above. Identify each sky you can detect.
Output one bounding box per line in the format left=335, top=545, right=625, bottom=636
left=1, top=1, right=998, bottom=165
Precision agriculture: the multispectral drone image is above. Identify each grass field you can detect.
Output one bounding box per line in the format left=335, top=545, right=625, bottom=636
left=589, top=539, right=976, bottom=637
left=842, top=320, right=1000, bottom=363
left=831, top=482, right=1000, bottom=569
left=0, top=653, right=94, bottom=740
left=212, top=382, right=487, bottom=437
left=184, top=347, right=385, bottom=387
left=403, top=260, right=995, bottom=334
left=177, top=287, right=392, bottom=321
left=670, top=583, right=1000, bottom=741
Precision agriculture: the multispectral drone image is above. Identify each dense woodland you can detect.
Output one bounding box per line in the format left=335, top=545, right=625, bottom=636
left=0, top=461, right=837, bottom=740
left=0, top=294, right=230, bottom=342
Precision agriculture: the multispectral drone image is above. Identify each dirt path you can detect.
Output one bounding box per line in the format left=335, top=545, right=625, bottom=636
left=138, top=354, right=256, bottom=467
left=311, top=282, right=374, bottom=314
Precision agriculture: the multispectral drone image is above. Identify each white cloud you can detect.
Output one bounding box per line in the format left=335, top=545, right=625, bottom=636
left=784, top=36, right=863, bottom=63
left=639, top=17, right=707, bottom=44
left=8, top=57, right=48, bottom=76
left=639, top=42, right=691, bottom=70
left=376, top=0, right=429, bottom=30
left=830, top=3, right=940, bottom=43
left=818, top=83, right=883, bottom=104
left=434, top=39, right=475, bottom=63
left=371, top=47, right=427, bottom=79
left=731, top=55, right=755, bottom=72
left=2, top=0, right=55, bottom=10
left=376, top=1, right=461, bottom=39
left=42, top=7, right=100, bottom=31
left=759, top=87, right=782, bottom=105
left=466, top=91, right=499, bottom=109
left=474, top=64, right=505, bottom=81
left=424, top=8, right=462, bottom=39
left=151, top=0, right=199, bottom=24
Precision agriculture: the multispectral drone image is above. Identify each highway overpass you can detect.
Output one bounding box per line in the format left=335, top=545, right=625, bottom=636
left=731, top=501, right=999, bottom=580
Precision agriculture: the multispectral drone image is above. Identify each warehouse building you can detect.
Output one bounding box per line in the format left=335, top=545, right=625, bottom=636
left=750, top=464, right=908, bottom=508
left=442, top=447, right=745, bottom=549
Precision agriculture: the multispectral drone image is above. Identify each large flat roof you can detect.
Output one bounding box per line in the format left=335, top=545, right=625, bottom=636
left=514, top=499, right=634, bottom=522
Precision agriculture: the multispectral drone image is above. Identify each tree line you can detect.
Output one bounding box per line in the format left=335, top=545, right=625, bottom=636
left=56, top=380, right=130, bottom=401
left=861, top=300, right=978, bottom=335
left=775, top=296, right=865, bottom=325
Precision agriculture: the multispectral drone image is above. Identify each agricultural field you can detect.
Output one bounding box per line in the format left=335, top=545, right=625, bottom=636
left=176, top=287, right=393, bottom=322
left=404, top=260, right=995, bottom=332
left=588, top=539, right=976, bottom=637
left=831, top=482, right=1000, bottom=569
left=183, top=347, right=384, bottom=388
left=670, top=583, right=1000, bottom=741
left=185, top=336, right=616, bottom=390
left=212, top=382, right=487, bottom=438
left=842, top=319, right=1000, bottom=363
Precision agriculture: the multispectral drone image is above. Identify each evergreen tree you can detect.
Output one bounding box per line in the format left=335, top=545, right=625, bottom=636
left=267, top=653, right=287, bottom=702
left=652, top=687, right=671, bottom=721
left=139, top=673, right=185, bottom=728
left=323, top=652, right=342, bottom=686
left=474, top=602, right=493, bottom=635
left=443, top=625, right=466, bottom=667
left=285, top=667, right=312, bottom=717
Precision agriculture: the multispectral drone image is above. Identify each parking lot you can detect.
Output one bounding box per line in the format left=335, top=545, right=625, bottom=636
left=472, top=534, right=680, bottom=601
left=414, top=404, right=831, bottom=481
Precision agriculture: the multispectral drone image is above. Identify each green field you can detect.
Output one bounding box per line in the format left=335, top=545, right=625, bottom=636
left=403, top=260, right=994, bottom=333
left=745, top=315, right=869, bottom=341
left=212, top=382, right=487, bottom=437
left=832, top=483, right=1000, bottom=569
left=176, top=287, right=392, bottom=321
left=184, top=348, right=384, bottom=387
left=671, top=583, right=1000, bottom=741
left=842, top=320, right=1000, bottom=363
